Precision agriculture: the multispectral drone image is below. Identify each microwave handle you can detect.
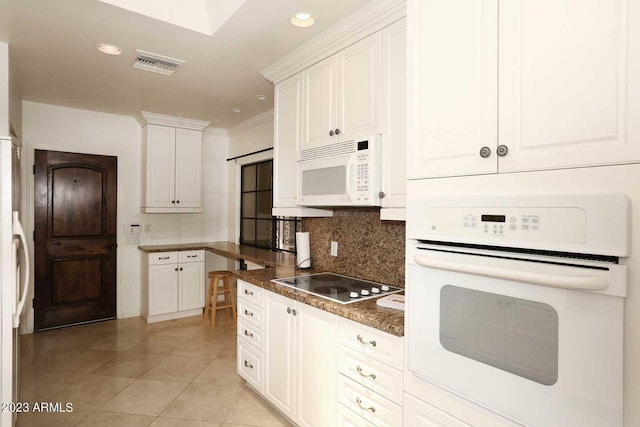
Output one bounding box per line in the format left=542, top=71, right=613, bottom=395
left=414, top=253, right=608, bottom=291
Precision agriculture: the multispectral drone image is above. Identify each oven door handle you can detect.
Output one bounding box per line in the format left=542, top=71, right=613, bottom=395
left=414, top=253, right=608, bottom=291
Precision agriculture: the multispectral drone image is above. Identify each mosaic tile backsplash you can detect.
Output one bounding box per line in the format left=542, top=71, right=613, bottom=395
left=302, top=208, right=405, bottom=288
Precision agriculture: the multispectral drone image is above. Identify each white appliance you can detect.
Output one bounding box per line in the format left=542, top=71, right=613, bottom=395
left=297, top=134, right=381, bottom=206
left=406, top=192, right=629, bottom=427
left=1, top=137, right=30, bottom=427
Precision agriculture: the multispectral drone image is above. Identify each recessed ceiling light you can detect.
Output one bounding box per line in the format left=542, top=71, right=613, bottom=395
left=290, top=12, right=316, bottom=28
left=231, top=108, right=242, bottom=113
left=96, top=43, right=122, bottom=55
left=256, top=95, right=267, bottom=101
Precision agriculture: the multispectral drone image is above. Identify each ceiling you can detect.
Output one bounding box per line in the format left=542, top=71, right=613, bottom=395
left=0, top=0, right=372, bottom=128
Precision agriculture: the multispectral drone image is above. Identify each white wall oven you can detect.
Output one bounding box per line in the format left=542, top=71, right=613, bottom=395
left=406, top=193, right=629, bottom=427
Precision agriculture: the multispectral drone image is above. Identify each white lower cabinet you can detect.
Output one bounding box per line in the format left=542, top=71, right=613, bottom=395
left=144, top=250, right=205, bottom=323
left=237, top=281, right=265, bottom=393
left=337, top=318, right=404, bottom=427
left=263, top=291, right=338, bottom=427
left=404, top=394, right=471, bottom=427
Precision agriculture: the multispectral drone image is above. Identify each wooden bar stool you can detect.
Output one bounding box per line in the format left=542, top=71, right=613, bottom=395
left=204, top=270, right=236, bottom=327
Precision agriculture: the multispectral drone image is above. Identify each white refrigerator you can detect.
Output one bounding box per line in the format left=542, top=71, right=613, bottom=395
left=1, top=137, right=30, bottom=427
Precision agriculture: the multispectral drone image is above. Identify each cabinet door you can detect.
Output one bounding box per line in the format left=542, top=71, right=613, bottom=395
left=302, top=55, right=338, bottom=149
left=273, top=74, right=303, bottom=209
left=178, top=261, right=204, bottom=310
left=498, top=0, right=640, bottom=172
left=145, top=124, right=176, bottom=207
left=381, top=18, right=407, bottom=215
left=148, top=264, right=178, bottom=315
left=296, top=303, right=337, bottom=427
left=337, top=32, right=382, bottom=142
left=264, top=292, right=295, bottom=419
left=404, top=394, right=472, bottom=427
left=174, top=128, right=202, bottom=209
left=407, top=0, right=498, bottom=179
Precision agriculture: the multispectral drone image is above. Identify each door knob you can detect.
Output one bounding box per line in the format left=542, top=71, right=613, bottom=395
left=334, top=128, right=341, bottom=135
left=329, top=129, right=335, bottom=136
left=479, top=146, right=491, bottom=158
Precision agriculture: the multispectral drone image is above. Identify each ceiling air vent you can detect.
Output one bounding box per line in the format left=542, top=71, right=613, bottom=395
left=133, top=49, right=185, bottom=76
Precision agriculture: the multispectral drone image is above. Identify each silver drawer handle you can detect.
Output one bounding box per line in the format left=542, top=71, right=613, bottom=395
left=356, top=397, right=376, bottom=413
left=159, top=256, right=170, bottom=260
left=187, top=255, right=197, bottom=258
left=244, top=289, right=254, bottom=296
left=357, top=334, right=377, bottom=347
left=356, top=365, right=376, bottom=380
left=244, top=309, right=254, bottom=317
left=244, top=329, right=253, bottom=338
left=244, top=360, right=253, bottom=369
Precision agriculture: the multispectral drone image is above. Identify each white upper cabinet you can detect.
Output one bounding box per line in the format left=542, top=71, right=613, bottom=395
left=145, top=124, right=177, bottom=208
left=272, top=74, right=333, bottom=217
left=302, top=57, right=338, bottom=149
left=141, top=112, right=209, bottom=213
left=408, top=0, right=640, bottom=179
left=381, top=17, right=407, bottom=220
left=174, top=128, right=202, bottom=209
left=407, top=0, right=498, bottom=179
left=497, top=0, right=639, bottom=173
left=302, top=32, right=382, bottom=150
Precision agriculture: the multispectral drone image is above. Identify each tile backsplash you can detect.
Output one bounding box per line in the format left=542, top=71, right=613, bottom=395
left=302, top=208, right=405, bottom=288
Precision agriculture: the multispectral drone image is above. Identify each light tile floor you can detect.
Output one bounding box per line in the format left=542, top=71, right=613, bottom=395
left=17, top=312, right=292, bottom=427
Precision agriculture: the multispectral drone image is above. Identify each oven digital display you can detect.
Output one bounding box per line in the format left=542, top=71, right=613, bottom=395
left=481, top=214, right=506, bottom=223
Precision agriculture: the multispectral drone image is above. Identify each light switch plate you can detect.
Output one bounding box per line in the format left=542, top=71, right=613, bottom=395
left=330, top=241, right=338, bottom=257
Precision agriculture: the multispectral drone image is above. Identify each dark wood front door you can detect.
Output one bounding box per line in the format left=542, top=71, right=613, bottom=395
left=34, top=150, right=117, bottom=330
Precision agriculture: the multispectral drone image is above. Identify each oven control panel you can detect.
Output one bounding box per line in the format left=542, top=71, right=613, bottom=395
left=463, top=213, right=542, bottom=236
left=408, top=193, right=630, bottom=256
left=428, top=206, right=586, bottom=244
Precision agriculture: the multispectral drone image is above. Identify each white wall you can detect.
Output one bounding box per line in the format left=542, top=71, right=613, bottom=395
left=226, top=110, right=274, bottom=243
left=21, top=101, right=229, bottom=329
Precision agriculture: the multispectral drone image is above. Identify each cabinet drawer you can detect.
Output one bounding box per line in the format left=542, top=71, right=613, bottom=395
left=237, top=341, right=263, bottom=393
left=338, top=345, right=403, bottom=405
left=149, top=252, right=178, bottom=265
left=237, top=280, right=263, bottom=307
left=238, top=318, right=263, bottom=351
left=337, top=374, right=402, bottom=427
left=237, top=299, right=264, bottom=329
left=179, top=250, right=204, bottom=263
left=339, top=318, right=404, bottom=370
left=337, top=403, right=375, bottom=427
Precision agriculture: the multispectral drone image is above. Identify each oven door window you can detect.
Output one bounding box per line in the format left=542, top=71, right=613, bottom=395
left=440, top=285, right=559, bottom=386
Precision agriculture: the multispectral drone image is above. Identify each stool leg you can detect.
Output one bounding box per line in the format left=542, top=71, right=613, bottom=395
left=204, top=277, right=213, bottom=320
left=211, top=276, right=219, bottom=327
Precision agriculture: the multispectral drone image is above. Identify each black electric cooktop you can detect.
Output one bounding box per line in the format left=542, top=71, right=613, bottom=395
left=271, top=272, right=402, bottom=304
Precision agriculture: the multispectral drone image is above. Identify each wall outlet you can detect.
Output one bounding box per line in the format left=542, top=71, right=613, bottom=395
left=330, top=241, right=338, bottom=257
left=144, top=223, right=152, bottom=233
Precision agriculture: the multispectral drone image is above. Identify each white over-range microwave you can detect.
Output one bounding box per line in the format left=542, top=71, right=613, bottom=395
left=297, top=134, right=381, bottom=207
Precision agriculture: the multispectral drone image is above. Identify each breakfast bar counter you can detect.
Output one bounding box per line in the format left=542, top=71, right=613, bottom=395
left=138, top=241, right=404, bottom=336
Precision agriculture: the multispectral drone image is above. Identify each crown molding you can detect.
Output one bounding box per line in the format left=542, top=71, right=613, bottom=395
left=141, top=111, right=211, bottom=130
left=261, top=0, right=406, bottom=84
left=204, top=127, right=228, bottom=137
left=227, top=109, right=274, bottom=135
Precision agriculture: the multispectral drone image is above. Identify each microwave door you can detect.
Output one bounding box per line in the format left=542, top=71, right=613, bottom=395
left=297, top=156, right=351, bottom=206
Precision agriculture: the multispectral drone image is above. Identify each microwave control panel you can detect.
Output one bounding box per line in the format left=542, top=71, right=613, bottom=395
left=355, top=151, right=371, bottom=202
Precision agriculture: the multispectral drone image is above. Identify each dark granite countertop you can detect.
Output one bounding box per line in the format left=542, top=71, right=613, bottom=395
left=138, top=241, right=404, bottom=336
left=138, top=241, right=296, bottom=267
left=232, top=266, right=405, bottom=337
